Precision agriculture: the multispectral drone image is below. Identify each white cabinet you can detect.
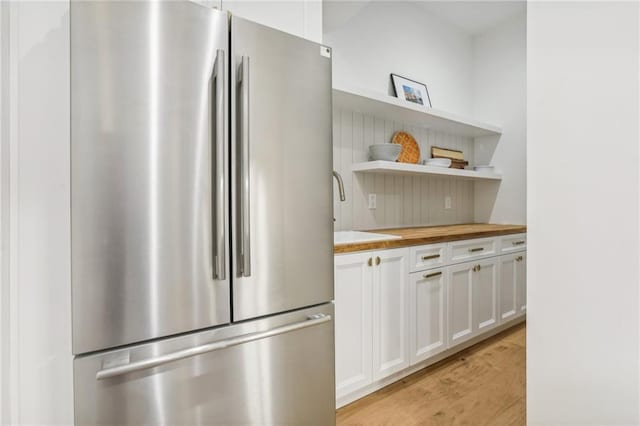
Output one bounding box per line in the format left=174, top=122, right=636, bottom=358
left=372, top=249, right=410, bottom=380
left=409, top=243, right=447, bottom=272
left=499, top=252, right=527, bottom=322
left=474, top=258, right=499, bottom=334
left=409, top=267, right=448, bottom=364
left=499, top=254, right=518, bottom=322
left=448, top=262, right=474, bottom=346
left=334, top=248, right=409, bottom=399
left=334, top=252, right=373, bottom=398
left=516, top=253, right=527, bottom=315
left=448, top=258, right=499, bottom=347
left=500, top=233, right=527, bottom=254
left=449, top=237, right=499, bottom=264
left=222, top=0, right=322, bottom=43
left=335, top=233, right=525, bottom=404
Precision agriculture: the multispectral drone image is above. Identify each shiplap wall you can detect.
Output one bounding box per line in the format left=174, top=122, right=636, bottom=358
left=333, top=107, right=475, bottom=231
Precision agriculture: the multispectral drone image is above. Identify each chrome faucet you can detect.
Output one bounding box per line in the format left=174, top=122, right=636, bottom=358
left=333, top=171, right=346, bottom=202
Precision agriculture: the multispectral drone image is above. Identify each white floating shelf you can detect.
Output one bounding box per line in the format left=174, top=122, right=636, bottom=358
left=333, top=87, right=502, bottom=138
left=352, top=161, right=502, bottom=181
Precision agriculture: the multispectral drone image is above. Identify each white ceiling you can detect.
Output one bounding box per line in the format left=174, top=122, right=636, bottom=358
left=323, top=1, right=526, bottom=36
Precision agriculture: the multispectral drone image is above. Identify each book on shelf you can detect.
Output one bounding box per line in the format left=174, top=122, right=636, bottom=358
left=449, top=159, right=469, bottom=170
left=431, top=146, right=464, bottom=161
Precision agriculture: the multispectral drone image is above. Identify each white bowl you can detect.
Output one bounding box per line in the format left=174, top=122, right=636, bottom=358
left=424, top=158, right=452, bottom=168
left=474, top=165, right=494, bottom=173
left=369, top=144, right=402, bottom=161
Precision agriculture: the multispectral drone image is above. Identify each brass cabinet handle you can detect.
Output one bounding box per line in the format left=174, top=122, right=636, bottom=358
left=367, top=257, right=372, bottom=267
left=512, top=241, right=525, bottom=246
left=472, top=264, right=481, bottom=272
left=424, top=271, right=442, bottom=279
left=516, top=256, right=523, bottom=262
left=375, top=256, right=381, bottom=266
left=421, top=254, right=441, bottom=261
left=469, top=247, right=484, bottom=253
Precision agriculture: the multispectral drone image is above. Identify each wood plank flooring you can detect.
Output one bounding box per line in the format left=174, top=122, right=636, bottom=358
left=336, top=323, right=526, bottom=426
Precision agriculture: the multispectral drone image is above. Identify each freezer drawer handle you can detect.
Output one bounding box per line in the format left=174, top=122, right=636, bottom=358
left=238, top=55, right=252, bottom=277
left=95, top=313, right=332, bottom=380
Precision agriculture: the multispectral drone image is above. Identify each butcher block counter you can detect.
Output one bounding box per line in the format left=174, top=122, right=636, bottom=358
left=334, top=223, right=527, bottom=254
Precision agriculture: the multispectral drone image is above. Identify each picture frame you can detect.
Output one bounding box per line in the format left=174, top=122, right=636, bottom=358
left=391, top=74, right=432, bottom=108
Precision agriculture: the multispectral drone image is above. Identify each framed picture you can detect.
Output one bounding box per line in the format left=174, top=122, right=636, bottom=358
left=391, top=74, right=432, bottom=107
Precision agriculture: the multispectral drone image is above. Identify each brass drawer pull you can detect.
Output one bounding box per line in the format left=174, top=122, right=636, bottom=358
left=424, top=271, right=442, bottom=279
left=367, top=258, right=372, bottom=267
left=469, top=247, right=484, bottom=253
left=472, top=264, right=482, bottom=272
left=375, top=256, right=381, bottom=266
left=421, top=254, right=441, bottom=261
left=512, top=241, right=525, bottom=246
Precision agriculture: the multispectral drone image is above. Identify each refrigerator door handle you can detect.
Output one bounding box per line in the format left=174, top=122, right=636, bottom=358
left=213, top=49, right=226, bottom=280
left=238, top=55, right=251, bottom=277
left=95, top=313, right=331, bottom=380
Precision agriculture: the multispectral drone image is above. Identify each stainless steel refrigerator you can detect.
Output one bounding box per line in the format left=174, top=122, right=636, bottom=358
left=70, top=2, right=334, bottom=424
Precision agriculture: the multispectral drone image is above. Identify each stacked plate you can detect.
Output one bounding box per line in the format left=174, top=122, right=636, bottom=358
left=423, top=158, right=452, bottom=168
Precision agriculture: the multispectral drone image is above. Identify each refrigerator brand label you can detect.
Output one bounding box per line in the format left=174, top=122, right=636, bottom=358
left=320, top=46, right=331, bottom=58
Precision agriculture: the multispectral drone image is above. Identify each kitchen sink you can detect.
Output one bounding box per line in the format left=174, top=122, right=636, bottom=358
left=334, top=231, right=401, bottom=245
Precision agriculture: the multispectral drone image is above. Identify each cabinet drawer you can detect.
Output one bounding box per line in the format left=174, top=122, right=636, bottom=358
left=409, top=243, right=447, bottom=272
left=448, top=237, right=498, bottom=264
left=500, top=233, right=526, bottom=253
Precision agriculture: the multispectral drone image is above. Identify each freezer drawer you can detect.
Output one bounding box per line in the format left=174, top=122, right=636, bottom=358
left=74, top=304, right=335, bottom=425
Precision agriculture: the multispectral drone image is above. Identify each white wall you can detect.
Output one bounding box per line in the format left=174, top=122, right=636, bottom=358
left=1, top=1, right=73, bottom=424
left=324, top=1, right=474, bottom=116
left=325, top=1, right=480, bottom=231
left=528, top=2, right=639, bottom=424
left=223, top=0, right=322, bottom=43
left=326, top=2, right=527, bottom=230
left=0, top=3, right=7, bottom=424
left=473, top=10, right=526, bottom=225
left=332, top=108, right=475, bottom=231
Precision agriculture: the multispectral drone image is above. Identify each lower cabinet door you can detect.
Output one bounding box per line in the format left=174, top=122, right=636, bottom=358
left=372, top=248, right=410, bottom=381
left=448, top=262, right=474, bottom=346
left=409, top=267, right=448, bottom=365
left=334, top=252, right=374, bottom=399
left=516, top=253, right=527, bottom=315
left=474, top=257, right=499, bottom=334
left=499, top=253, right=519, bottom=322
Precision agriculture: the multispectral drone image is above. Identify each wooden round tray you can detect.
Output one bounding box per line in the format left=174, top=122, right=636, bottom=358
left=391, top=131, right=420, bottom=164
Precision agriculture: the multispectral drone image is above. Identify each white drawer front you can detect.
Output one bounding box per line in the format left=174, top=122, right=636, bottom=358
left=410, top=243, right=447, bottom=272
left=500, top=233, right=527, bottom=253
left=448, top=237, right=498, bottom=264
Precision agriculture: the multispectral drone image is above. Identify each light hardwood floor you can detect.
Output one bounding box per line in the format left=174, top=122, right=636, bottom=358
left=336, top=323, right=526, bottom=426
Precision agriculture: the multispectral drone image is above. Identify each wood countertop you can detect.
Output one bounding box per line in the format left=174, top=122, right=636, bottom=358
left=334, top=223, right=527, bottom=254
